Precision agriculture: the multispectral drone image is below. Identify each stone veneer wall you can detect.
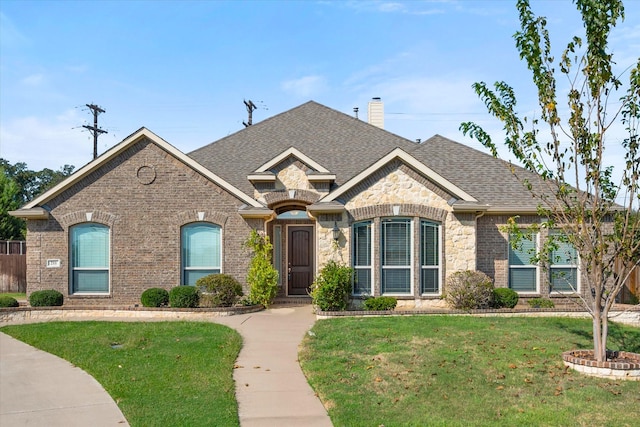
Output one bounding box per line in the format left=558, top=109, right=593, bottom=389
left=254, top=159, right=329, bottom=203
left=25, top=138, right=256, bottom=307
left=315, top=161, right=477, bottom=297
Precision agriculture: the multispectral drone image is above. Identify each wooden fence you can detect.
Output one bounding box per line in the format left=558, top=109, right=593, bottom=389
left=0, top=241, right=26, bottom=293
left=618, top=262, right=639, bottom=304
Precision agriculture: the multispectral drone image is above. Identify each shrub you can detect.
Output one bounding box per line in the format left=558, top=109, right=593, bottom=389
left=363, top=296, right=397, bottom=311
left=493, top=288, right=519, bottom=309
left=169, top=286, right=200, bottom=308
left=140, top=288, right=169, bottom=307
left=0, top=296, right=19, bottom=308
left=29, top=290, right=64, bottom=307
left=527, top=297, right=555, bottom=308
left=444, top=270, right=494, bottom=310
left=197, top=274, right=243, bottom=307
left=245, top=230, right=279, bottom=307
left=310, top=260, right=353, bottom=311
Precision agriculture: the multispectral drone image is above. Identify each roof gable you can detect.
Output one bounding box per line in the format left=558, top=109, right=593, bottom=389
left=322, top=148, right=477, bottom=203
left=255, top=147, right=330, bottom=173
left=21, top=127, right=262, bottom=211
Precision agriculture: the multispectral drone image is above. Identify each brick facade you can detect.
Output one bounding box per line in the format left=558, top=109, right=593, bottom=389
left=25, top=138, right=258, bottom=306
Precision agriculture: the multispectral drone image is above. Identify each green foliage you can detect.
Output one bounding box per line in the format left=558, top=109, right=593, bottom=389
left=527, top=297, right=555, bottom=308
left=168, top=286, right=199, bottom=308
left=245, top=229, right=278, bottom=307
left=362, top=296, right=397, bottom=311
left=310, top=260, right=353, bottom=311
left=0, top=168, right=25, bottom=240
left=197, top=274, right=243, bottom=307
left=29, top=290, right=64, bottom=307
left=444, top=270, right=494, bottom=310
left=493, top=288, right=519, bottom=309
left=140, top=288, right=169, bottom=307
left=0, top=295, right=19, bottom=307
left=460, top=0, right=639, bottom=362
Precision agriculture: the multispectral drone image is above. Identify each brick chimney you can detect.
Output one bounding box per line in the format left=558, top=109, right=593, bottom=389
left=367, top=97, right=384, bottom=129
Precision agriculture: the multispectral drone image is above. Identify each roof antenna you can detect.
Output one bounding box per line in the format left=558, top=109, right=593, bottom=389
left=353, top=107, right=359, bottom=119
left=243, top=100, right=257, bottom=127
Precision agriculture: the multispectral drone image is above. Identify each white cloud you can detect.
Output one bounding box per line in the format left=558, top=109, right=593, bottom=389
left=21, top=74, right=45, bottom=87
left=0, top=110, right=98, bottom=171
left=281, top=75, right=328, bottom=98
left=0, top=12, right=29, bottom=49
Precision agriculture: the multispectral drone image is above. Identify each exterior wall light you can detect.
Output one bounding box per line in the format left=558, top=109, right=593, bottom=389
left=332, top=222, right=341, bottom=242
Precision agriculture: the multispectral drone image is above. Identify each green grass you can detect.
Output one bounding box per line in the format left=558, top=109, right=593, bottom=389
left=1, top=322, right=242, bottom=426
left=299, top=316, right=640, bottom=427
left=0, top=292, right=26, bottom=300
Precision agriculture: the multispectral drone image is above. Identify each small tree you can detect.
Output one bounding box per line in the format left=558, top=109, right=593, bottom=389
left=461, top=0, right=639, bottom=361
left=245, top=229, right=278, bottom=307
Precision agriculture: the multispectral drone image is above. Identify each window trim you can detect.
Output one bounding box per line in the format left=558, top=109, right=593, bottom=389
left=420, top=220, right=441, bottom=296
left=69, top=223, right=111, bottom=295
left=352, top=220, right=374, bottom=296
left=508, top=231, right=540, bottom=294
left=380, top=218, right=413, bottom=296
left=181, top=222, right=222, bottom=286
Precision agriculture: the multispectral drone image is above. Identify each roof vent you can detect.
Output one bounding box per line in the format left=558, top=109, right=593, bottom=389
left=368, top=97, right=384, bottom=129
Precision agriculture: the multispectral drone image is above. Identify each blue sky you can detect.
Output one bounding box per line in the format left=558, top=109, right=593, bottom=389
left=1, top=0, right=638, bottom=197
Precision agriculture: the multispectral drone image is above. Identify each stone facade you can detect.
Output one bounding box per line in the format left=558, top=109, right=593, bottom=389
left=25, top=138, right=257, bottom=306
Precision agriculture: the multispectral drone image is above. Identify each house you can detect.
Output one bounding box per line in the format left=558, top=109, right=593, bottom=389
left=10, top=100, right=582, bottom=307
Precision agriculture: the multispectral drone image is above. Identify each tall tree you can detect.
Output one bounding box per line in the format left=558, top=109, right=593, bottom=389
left=0, top=160, right=75, bottom=239
left=461, top=0, right=639, bottom=362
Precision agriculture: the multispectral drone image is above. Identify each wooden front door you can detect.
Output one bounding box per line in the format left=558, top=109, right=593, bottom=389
left=287, top=226, right=314, bottom=295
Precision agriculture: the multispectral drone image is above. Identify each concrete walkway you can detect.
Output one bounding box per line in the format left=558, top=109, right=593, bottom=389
left=0, top=332, right=129, bottom=426
left=0, top=304, right=332, bottom=426
left=214, top=304, right=333, bottom=427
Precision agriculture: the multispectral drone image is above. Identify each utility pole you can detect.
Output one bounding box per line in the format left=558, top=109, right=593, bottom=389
left=83, top=104, right=107, bottom=159
left=243, top=100, right=257, bottom=127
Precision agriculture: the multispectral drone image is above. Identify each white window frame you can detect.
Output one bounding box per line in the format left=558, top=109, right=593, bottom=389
left=69, top=223, right=111, bottom=295
left=381, top=218, right=413, bottom=296
left=420, top=220, right=442, bottom=296
left=352, top=220, right=374, bottom=296
left=181, top=222, right=222, bottom=286
left=508, top=231, right=540, bottom=294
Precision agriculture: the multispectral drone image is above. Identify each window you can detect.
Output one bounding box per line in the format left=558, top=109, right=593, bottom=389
left=508, top=232, right=538, bottom=292
left=420, top=220, right=440, bottom=294
left=70, top=223, right=110, bottom=293
left=549, top=232, right=579, bottom=292
left=181, top=223, right=221, bottom=285
left=352, top=221, right=373, bottom=295
left=381, top=218, right=412, bottom=294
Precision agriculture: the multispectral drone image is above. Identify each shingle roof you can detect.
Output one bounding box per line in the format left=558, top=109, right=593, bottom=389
left=188, top=101, right=545, bottom=211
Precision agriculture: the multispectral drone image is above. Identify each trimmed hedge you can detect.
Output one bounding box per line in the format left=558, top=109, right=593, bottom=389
left=197, top=274, right=243, bottom=307
left=527, top=297, right=555, bottom=308
left=493, top=288, right=519, bottom=309
left=141, top=288, right=169, bottom=307
left=310, top=261, right=353, bottom=311
left=0, top=296, right=19, bottom=308
left=29, top=290, right=64, bottom=307
left=444, top=270, right=494, bottom=310
left=169, top=286, right=200, bottom=308
left=363, top=296, right=397, bottom=311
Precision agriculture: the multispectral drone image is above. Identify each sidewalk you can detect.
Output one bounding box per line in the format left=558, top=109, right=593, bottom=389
left=0, top=304, right=332, bottom=427
left=0, top=332, right=129, bottom=426
left=214, top=304, right=333, bottom=427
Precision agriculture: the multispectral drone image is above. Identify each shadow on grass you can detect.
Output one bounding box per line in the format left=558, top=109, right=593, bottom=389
left=553, top=318, right=640, bottom=352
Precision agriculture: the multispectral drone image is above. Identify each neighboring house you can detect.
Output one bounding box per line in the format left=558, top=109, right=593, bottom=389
left=10, top=100, right=583, bottom=307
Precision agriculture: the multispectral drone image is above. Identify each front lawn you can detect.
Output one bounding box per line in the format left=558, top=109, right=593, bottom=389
left=1, top=322, right=241, bottom=427
left=299, top=316, right=640, bottom=427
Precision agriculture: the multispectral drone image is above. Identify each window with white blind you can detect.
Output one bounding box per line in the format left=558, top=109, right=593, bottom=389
left=352, top=221, right=373, bottom=295
left=549, top=232, right=579, bottom=292
left=508, top=232, right=538, bottom=292
left=381, top=218, right=412, bottom=294
left=181, top=223, right=221, bottom=285
left=70, top=223, right=110, bottom=293
left=420, top=220, right=440, bottom=294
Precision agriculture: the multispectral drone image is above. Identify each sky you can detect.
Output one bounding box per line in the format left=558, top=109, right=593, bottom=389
left=1, top=0, right=638, bottom=203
